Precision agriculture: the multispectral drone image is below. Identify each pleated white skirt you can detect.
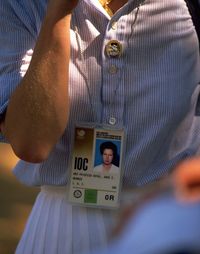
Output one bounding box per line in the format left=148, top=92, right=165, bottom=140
left=15, top=186, right=118, bottom=254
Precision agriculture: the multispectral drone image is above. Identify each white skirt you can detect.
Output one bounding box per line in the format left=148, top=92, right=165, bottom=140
left=15, top=185, right=119, bottom=254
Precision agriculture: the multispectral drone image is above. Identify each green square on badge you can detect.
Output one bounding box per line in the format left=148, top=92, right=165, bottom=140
left=84, top=189, right=97, bottom=204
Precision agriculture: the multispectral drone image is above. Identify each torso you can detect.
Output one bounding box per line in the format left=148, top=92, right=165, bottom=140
left=7, top=0, right=200, bottom=187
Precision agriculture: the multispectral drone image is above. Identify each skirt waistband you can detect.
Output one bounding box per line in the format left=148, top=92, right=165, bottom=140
left=41, top=185, right=69, bottom=196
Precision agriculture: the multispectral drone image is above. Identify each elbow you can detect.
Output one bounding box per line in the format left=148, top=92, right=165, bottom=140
left=12, top=143, right=52, bottom=163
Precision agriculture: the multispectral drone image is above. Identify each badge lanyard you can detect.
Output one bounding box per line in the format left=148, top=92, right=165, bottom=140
left=72, top=5, right=141, bottom=124
left=68, top=6, right=141, bottom=209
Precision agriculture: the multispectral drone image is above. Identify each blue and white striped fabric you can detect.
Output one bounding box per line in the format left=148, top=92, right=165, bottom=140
left=1, top=0, right=200, bottom=186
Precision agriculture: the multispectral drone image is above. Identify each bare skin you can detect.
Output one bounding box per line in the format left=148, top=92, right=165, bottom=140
left=108, top=0, right=128, bottom=14
left=0, top=0, right=128, bottom=163
left=0, top=0, right=78, bottom=162
left=102, top=148, right=114, bottom=171
left=112, top=157, right=200, bottom=238
left=172, top=157, right=200, bottom=203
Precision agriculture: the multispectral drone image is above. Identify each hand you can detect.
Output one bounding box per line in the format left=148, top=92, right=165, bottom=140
left=47, top=0, right=79, bottom=17
left=172, top=157, right=200, bottom=203
left=111, top=157, right=200, bottom=239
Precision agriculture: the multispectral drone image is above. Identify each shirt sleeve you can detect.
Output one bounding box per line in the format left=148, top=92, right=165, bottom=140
left=0, top=1, right=39, bottom=142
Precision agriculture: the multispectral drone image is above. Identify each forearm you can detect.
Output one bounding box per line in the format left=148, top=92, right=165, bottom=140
left=3, top=1, right=77, bottom=162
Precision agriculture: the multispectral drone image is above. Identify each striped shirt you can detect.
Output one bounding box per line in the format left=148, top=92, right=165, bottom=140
left=0, top=0, right=200, bottom=187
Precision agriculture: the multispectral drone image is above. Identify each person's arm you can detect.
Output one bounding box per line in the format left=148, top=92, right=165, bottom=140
left=1, top=0, right=78, bottom=163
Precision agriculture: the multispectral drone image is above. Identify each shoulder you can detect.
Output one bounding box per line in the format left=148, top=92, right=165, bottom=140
left=0, top=0, right=48, bottom=49
left=0, top=0, right=47, bottom=30
left=110, top=164, right=119, bottom=173
left=0, top=0, right=47, bottom=13
left=94, top=164, right=103, bottom=172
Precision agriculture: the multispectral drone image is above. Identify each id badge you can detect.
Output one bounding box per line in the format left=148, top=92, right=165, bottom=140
left=68, top=124, right=125, bottom=209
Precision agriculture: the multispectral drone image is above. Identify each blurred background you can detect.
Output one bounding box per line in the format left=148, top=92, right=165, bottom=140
left=0, top=143, right=38, bottom=254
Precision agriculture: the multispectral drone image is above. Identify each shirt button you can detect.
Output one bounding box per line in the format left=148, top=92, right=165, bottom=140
left=108, top=65, right=118, bottom=74
left=109, top=117, right=117, bottom=125
left=111, top=21, right=117, bottom=30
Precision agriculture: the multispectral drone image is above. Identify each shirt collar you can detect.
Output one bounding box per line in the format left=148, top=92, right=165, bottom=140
left=85, top=0, right=111, bottom=19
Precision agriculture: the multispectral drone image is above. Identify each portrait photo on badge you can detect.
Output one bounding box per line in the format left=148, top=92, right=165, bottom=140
left=93, top=139, right=121, bottom=174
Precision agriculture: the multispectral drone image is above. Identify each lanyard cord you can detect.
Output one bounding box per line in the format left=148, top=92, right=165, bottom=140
left=74, top=22, right=99, bottom=123
left=73, top=5, right=141, bottom=125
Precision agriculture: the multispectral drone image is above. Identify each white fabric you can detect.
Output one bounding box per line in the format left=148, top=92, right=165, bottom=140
left=15, top=186, right=118, bottom=254
left=93, top=164, right=120, bottom=174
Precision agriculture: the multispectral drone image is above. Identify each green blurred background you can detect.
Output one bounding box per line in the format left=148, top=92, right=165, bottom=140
left=0, top=143, right=39, bottom=254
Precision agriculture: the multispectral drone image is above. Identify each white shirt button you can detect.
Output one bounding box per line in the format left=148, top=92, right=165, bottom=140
left=108, top=65, right=118, bottom=74
left=109, top=117, right=117, bottom=125
left=111, top=21, right=117, bottom=30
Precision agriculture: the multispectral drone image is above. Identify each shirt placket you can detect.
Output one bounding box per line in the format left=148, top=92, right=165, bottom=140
left=101, top=18, right=125, bottom=127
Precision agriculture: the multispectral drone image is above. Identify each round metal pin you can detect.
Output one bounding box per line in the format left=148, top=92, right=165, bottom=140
left=105, top=40, right=122, bottom=58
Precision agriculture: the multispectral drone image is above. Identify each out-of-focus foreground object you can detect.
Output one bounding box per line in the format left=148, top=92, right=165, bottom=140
left=172, top=157, right=200, bottom=203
